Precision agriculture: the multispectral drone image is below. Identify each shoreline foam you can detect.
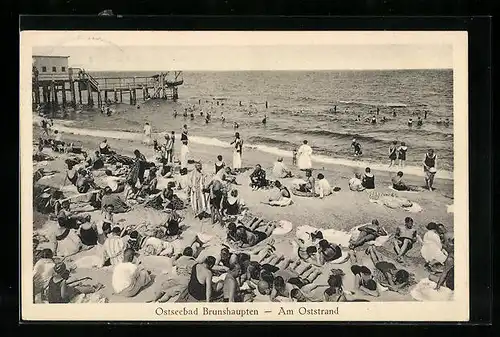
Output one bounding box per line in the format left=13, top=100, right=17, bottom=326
left=34, top=117, right=453, bottom=181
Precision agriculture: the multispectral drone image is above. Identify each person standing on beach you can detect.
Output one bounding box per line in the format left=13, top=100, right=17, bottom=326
left=388, top=141, right=398, bottom=167
left=180, top=140, right=190, bottom=171
left=352, top=139, right=362, bottom=156
left=189, top=162, right=210, bottom=220
left=165, top=132, right=175, bottom=164
left=143, top=122, right=152, bottom=145
left=297, top=140, right=313, bottom=171
left=397, top=142, right=408, bottom=168
left=181, top=125, right=188, bottom=143
left=423, top=148, right=437, bottom=191
left=231, top=132, right=243, bottom=173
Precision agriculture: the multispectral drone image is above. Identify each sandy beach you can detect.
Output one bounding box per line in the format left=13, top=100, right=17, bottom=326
left=31, top=120, right=454, bottom=303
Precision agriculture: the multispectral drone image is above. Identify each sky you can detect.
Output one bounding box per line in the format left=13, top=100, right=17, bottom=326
left=27, top=32, right=454, bottom=71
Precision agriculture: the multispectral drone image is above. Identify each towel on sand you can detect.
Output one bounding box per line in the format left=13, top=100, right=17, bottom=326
left=410, top=278, right=454, bottom=301
left=272, top=220, right=293, bottom=236
left=296, top=224, right=390, bottom=248
left=447, top=204, right=454, bottom=213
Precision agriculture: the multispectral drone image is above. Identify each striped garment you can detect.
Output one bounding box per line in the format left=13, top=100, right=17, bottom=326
left=103, top=235, right=126, bottom=266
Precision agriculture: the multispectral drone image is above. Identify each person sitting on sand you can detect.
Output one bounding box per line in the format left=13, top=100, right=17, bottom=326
left=102, top=226, right=127, bottom=266
left=250, top=164, right=268, bottom=190
left=76, top=168, right=97, bottom=193
left=391, top=171, right=412, bottom=191
left=315, top=173, right=332, bottom=198
left=48, top=262, right=103, bottom=303
left=150, top=247, right=197, bottom=303
left=97, top=222, right=112, bottom=245
left=215, top=155, right=226, bottom=174
left=429, top=232, right=454, bottom=291
left=220, top=189, right=245, bottom=221
left=99, top=139, right=113, bottom=155
left=361, top=167, right=375, bottom=189
left=233, top=218, right=278, bottom=248
left=103, top=169, right=126, bottom=193
left=136, top=167, right=159, bottom=198
left=272, top=157, right=293, bottom=179
left=293, top=169, right=316, bottom=195
left=349, top=173, right=365, bottom=191
left=393, top=217, right=418, bottom=262
left=350, top=265, right=380, bottom=297
left=112, top=248, right=152, bottom=297
left=79, top=220, right=99, bottom=247
left=265, top=180, right=292, bottom=207
left=222, top=263, right=243, bottom=302
left=366, top=245, right=412, bottom=294
left=101, top=187, right=130, bottom=213
left=57, top=200, right=91, bottom=229
left=420, top=222, right=449, bottom=272
left=161, top=183, right=185, bottom=211
left=349, top=219, right=388, bottom=250
left=33, top=249, right=56, bottom=303
left=176, top=256, right=224, bottom=303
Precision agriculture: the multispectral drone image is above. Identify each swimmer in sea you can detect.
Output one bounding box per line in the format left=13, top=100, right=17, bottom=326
left=417, top=117, right=423, bottom=127
left=190, top=113, right=195, bottom=120
left=174, top=110, right=178, bottom=118
left=443, top=118, right=450, bottom=127
left=407, top=118, right=413, bottom=127
left=393, top=111, right=397, bottom=117
left=200, top=109, right=204, bottom=117
left=262, top=115, right=267, bottom=125
left=233, top=122, right=239, bottom=129
left=183, top=108, right=188, bottom=118
left=356, top=115, right=361, bottom=122
left=424, top=110, right=428, bottom=119
left=436, top=118, right=443, bottom=124
left=221, top=113, right=226, bottom=124
left=371, top=116, right=377, bottom=124
left=376, top=107, right=380, bottom=115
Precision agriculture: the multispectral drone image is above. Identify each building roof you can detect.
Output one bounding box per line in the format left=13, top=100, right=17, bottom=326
left=32, top=55, right=70, bottom=58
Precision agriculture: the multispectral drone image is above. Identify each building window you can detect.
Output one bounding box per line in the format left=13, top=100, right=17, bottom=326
left=42, top=66, right=47, bottom=72
left=52, top=66, right=57, bottom=72
left=62, top=67, right=66, bottom=72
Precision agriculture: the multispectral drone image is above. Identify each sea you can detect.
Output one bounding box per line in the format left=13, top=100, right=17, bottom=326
left=53, top=70, right=454, bottom=171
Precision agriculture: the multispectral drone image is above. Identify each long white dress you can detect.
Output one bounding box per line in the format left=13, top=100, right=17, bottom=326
left=420, top=230, right=448, bottom=264
left=297, top=144, right=313, bottom=170
left=180, top=144, right=189, bottom=169
left=232, top=139, right=242, bottom=169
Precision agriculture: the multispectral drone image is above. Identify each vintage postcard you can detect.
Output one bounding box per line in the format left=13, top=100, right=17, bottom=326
left=20, top=31, right=468, bottom=321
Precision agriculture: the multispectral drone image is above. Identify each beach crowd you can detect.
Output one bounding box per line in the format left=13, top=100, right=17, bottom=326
left=32, top=104, right=454, bottom=304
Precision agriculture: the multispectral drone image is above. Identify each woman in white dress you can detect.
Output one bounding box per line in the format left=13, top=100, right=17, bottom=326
left=297, top=140, right=313, bottom=171
left=180, top=140, right=190, bottom=170
left=231, top=132, right=243, bottom=172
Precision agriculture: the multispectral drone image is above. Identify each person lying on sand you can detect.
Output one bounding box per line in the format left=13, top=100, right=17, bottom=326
left=349, top=172, right=365, bottom=191
left=316, top=239, right=345, bottom=266
left=250, top=164, right=268, bottom=190
left=272, top=157, right=293, bottom=179
left=263, top=180, right=292, bottom=207
left=323, top=270, right=349, bottom=302
left=48, top=262, right=104, bottom=303
left=112, top=248, right=153, bottom=297
left=365, top=246, right=412, bottom=294
left=231, top=217, right=278, bottom=248
left=350, top=265, right=380, bottom=297
left=392, top=217, right=420, bottom=263
left=349, top=219, right=388, bottom=250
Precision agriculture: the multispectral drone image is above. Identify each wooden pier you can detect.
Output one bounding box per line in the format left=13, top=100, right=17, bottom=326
left=32, top=68, right=183, bottom=116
